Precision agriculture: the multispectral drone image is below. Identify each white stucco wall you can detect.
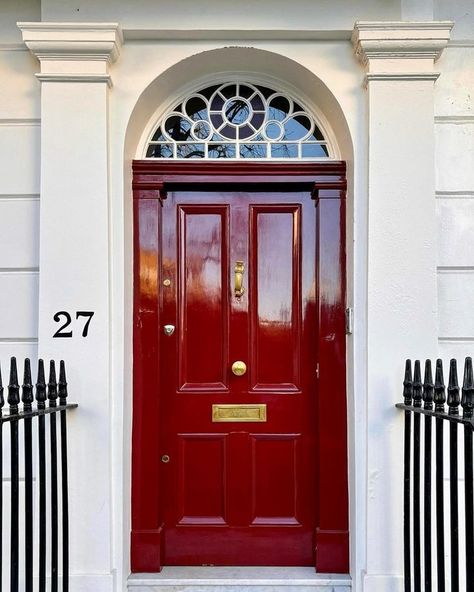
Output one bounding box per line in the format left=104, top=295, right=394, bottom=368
left=0, top=1, right=471, bottom=592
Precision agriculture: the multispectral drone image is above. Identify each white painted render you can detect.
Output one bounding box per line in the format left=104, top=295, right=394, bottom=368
left=0, top=0, right=472, bottom=591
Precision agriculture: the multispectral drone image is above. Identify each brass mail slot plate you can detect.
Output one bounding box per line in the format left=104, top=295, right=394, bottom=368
left=212, top=404, right=267, bottom=423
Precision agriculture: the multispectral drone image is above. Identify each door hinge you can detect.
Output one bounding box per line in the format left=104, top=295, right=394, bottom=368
left=315, top=363, right=319, bottom=379
left=345, top=307, right=353, bottom=335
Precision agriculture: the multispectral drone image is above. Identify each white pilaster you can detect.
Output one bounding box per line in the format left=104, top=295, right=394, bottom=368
left=352, top=21, right=452, bottom=592
left=18, top=22, right=122, bottom=592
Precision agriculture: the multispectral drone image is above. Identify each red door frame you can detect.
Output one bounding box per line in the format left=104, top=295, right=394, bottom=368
left=131, top=161, right=349, bottom=573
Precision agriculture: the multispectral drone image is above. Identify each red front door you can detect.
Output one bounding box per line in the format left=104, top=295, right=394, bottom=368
left=132, top=161, right=349, bottom=574
left=159, top=189, right=316, bottom=565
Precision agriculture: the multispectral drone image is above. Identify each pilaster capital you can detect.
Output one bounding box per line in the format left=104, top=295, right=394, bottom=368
left=17, top=22, right=123, bottom=86
left=352, top=21, right=453, bottom=79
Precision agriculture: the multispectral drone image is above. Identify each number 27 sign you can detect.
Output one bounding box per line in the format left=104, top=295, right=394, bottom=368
left=53, top=311, right=95, bottom=338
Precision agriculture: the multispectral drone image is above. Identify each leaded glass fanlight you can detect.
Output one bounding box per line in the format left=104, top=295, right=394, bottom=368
left=145, top=82, right=331, bottom=159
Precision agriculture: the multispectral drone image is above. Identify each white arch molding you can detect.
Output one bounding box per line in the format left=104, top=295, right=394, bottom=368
left=121, top=44, right=358, bottom=587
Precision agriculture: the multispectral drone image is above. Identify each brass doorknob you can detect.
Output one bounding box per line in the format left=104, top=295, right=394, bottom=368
left=231, top=361, right=247, bottom=376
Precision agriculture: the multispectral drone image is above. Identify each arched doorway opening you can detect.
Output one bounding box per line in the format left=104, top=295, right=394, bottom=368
left=126, top=53, right=352, bottom=575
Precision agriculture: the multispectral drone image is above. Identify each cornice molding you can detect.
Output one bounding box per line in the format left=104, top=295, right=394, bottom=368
left=352, top=20, right=454, bottom=66
left=17, top=22, right=123, bottom=71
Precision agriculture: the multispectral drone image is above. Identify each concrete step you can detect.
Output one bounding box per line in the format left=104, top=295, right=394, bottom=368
left=128, top=567, right=352, bottom=592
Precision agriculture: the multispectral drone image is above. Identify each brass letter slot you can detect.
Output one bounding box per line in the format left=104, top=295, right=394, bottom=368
left=212, top=404, right=267, bottom=423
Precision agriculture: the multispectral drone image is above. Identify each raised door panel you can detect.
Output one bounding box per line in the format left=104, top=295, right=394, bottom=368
left=250, top=434, right=301, bottom=525
left=177, top=205, right=229, bottom=391
left=249, top=205, right=302, bottom=392
left=177, top=433, right=228, bottom=525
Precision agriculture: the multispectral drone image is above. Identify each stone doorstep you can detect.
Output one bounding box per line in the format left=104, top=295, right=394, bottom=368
left=128, top=567, right=352, bottom=591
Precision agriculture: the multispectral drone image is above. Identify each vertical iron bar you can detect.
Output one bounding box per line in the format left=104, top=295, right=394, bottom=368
left=422, top=360, right=434, bottom=591
left=412, top=360, right=422, bottom=592
left=48, top=361, right=59, bottom=592
left=22, top=359, right=34, bottom=592
left=462, top=357, right=474, bottom=592
left=0, top=364, right=4, bottom=592
left=403, top=359, right=413, bottom=592
left=447, top=359, right=460, bottom=592
left=36, top=360, right=47, bottom=592
left=58, top=361, right=69, bottom=592
left=8, top=357, right=20, bottom=592
left=434, top=359, right=446, bottom=592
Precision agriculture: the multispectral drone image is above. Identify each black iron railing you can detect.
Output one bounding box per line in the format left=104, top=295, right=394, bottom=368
left=0, top=357, right=77, bottom=592
left=397, top=357, right=474, bottom=592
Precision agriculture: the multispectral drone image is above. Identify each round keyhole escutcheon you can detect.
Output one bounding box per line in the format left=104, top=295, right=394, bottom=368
left=161, top=454, right=170, bottom=463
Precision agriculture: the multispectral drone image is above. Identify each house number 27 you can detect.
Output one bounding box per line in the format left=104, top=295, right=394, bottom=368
left=53, top=311, right=95, bottom=338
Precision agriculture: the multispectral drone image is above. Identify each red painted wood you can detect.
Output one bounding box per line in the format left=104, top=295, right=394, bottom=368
left=314, top=190, right=349, bottom=572
left=131, top=162, right=348, bottom=573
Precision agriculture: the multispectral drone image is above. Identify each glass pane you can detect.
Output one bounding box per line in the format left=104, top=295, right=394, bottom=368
left=208, top=143, right=236, bottom=158
left=192, top=121, right=211, bottom=140
left=271, top=144, right=298, bottom=158
left=219, top=124, right=237, bottom=140
left=239, top=84, right=254, bottom=99
left=221, top=84, right=237, bottom=99
left=164, top=115, right=191, bottom=141
left=268, top=96, right=290, bottom=121
left=185, top=96, right=208, bottom=121
left=146, top=143, right=173, bottom=158
left=240, top=144, right=267, bottom=158
left=151, top=127, right=166, bottom=142
left=238, top=124, right=255, bottom=140
left=176, top=144, right=205, bottom=158
left=283, top=115, right=311, bottom=141
left=301, top=143, right=329, bottom=157
left=224, top=100, right=251, bottom=125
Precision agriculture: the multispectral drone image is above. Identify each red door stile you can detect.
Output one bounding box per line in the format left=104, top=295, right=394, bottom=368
left=131, top=162, right=349, bottom=573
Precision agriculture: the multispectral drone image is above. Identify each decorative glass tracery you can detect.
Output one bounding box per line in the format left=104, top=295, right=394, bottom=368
left=145, top=82, right=330, bottom=159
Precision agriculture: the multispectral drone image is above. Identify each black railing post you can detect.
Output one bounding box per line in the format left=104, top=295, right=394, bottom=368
left=434, top=359, right=446, bottom=592
left=447, top=359, right=460, bottom=592
left=59, top=360, right=70, bottom=592
left=461, top=357, right=474, bottom=592
left=403, top=359, right=413, bottom=592
left=8, top=357, right=20, bottom=592
left=422, top=360, right=434, bottom=592
left=412, top=360, right=422, bottom=592
left=36, top=360, right=47, bottom=592
left=48, top=360, right=59, bottom=592
left=22, top=359, right=34, bottom=592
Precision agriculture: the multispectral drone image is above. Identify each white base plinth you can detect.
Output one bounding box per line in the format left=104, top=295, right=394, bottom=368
left=128, top=567, right=351, bottom=591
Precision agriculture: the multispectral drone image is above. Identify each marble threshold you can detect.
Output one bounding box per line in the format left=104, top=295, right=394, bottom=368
left=128, top=567, right=352, bottom=591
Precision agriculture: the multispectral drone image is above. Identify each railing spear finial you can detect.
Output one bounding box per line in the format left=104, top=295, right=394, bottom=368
left=8, top=357, right=20, bottom=411
left=462, top=357, right=474, bottom=420
left=448, top=358, right=460, bottom=416
left=423, top=359, right=434, bottom=409
left=413, top=360, right=423, bottom=408
left=21, top=358, right=34, bottom=409
left=434, top=359, right=446, bottom=413
left=36, top=359, right=47, bottom=405
left=48, top=360, right=58, bottom=405
left=58, top=360, right=68, bottom=405
left=403, top=359, right=413, bottom=405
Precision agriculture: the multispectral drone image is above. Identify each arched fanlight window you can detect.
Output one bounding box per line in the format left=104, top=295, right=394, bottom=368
left=145, top=82, right=330, bottom=159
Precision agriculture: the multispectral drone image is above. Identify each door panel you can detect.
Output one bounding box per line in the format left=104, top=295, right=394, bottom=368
left=250, top=433, right=300, bottom=525
left=177, top=433, right=228, bottom=525
left=178, top=205, right=229, bottom=391
left=160, top=190, right=317, bottom=566
left=250, top=205, right=301, bottom=391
